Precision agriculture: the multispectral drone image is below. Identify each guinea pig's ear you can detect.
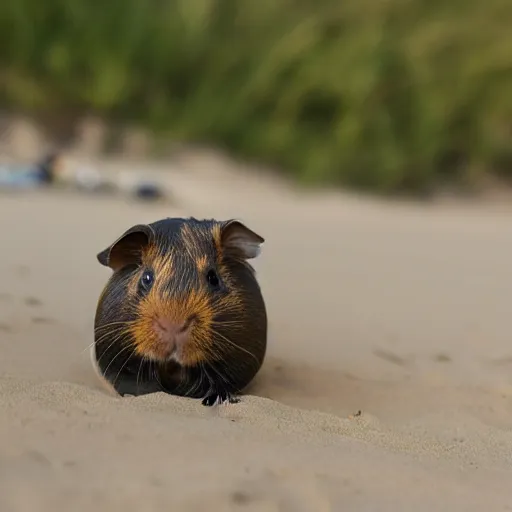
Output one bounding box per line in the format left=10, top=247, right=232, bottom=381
left=97, top=224, right=154, bottom=271
left=220, top=220, right=265, bottom=260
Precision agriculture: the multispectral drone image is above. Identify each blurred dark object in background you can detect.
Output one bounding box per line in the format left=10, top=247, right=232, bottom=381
left=0, top=151, right=59, bottom=189
left=133, top=182, right=166, bottom=201
left=0, top=149, right=170, bottom=203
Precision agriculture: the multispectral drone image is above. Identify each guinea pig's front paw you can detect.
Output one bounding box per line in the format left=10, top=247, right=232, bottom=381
left=201, top=390, right=240, bottom=407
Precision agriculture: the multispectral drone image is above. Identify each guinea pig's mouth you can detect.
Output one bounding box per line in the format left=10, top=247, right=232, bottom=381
left=151, top=315, right=196, bottom=362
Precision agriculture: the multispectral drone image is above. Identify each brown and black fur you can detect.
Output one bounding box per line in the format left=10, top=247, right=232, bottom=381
left=93, top=217, right=267, bottom=406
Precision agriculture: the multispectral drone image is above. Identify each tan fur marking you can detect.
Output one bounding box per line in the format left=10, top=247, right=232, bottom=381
left=196, top=254, right=208, bottom=271
left=129, top=284, right=215, bottom=366
left=212, top=224, right=223, bottom=258
left=211, top=224, right=240, bottom=293
left=124, top=243, right=175, bottom=297
left=180, top=223, right=204, bottom=263
left=145, top=244, right=174, bottom=278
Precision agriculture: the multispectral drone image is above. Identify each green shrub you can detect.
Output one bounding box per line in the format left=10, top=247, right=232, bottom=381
left=1, top=0, right=512, bottom=194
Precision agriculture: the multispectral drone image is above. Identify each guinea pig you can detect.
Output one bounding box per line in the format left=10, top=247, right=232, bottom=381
left=92, top=216, right=267, bottom=406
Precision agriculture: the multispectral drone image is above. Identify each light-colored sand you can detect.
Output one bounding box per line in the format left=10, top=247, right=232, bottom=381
left=1, top=157, right=512, bottom=511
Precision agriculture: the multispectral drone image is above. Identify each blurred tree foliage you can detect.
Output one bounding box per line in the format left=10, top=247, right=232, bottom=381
left=1, top=0, right=512, bottom=194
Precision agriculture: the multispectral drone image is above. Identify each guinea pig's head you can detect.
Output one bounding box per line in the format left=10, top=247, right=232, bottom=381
left=93, top=217, right=267, bottom=398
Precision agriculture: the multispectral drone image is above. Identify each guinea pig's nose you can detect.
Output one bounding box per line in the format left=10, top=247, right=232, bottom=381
left=153, top=317, right=189, bottom=338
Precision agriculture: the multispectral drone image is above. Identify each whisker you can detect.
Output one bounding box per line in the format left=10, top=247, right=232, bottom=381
left=153, top=362, right=165, bottom=391
left=112, top=347, right=138, bottom=389
left=199, top=340, right=226, bottom=364
left=194, top=362, right=209, bottom=397
left=80, top=340, right=97, bottom=355
left=201, top=364, right=216, bottom=395
left=136, top=355, right=145, bottom=389
left=195, top=341, right=233, bottom=388
left=94, top=325, right=129, bottom=347
left=209, top=318, right=246, bottom=326
left=95, top=328, right=131, bottom=368
left=209, top=328, right=260, bottom=367
left=205, top=360, right=231, bottom=387
left=186, top=363, right=206, bottom=398
left=102, top=343, right=133, bottom=377
left=181, top=369, right=194, bottom=397
left=74, top=326, right=129, bottom=361
left=94, top=320, right=136, bottom=333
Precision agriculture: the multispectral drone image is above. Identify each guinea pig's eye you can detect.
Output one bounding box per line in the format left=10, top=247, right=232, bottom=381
left=206, top=269, right=221, bottom=290
left=139, top=270, right=154, bottom=292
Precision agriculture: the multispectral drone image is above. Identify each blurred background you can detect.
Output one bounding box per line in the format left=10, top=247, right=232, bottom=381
left=1, top=0, right=512, bottom=196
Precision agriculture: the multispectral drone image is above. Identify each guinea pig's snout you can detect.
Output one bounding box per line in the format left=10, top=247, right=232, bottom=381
left=152, top=316, right=195, bottom=358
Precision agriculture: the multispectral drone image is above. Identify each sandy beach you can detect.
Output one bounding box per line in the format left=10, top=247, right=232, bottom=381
left=1, top=156, right=512, bottom=511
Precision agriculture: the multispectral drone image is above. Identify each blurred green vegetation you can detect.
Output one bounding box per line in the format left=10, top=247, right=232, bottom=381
left=1, top=0, right=512, bottom=194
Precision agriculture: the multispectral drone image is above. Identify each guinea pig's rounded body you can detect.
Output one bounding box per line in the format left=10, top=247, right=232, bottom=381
left=92, top=217, right=267, bottom=406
